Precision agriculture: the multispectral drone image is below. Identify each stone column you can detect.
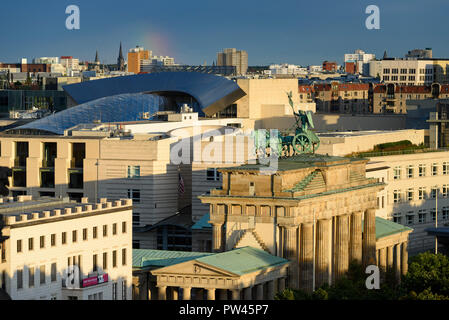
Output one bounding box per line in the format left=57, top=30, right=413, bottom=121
left=401, top=242, right=408, bottom=276
left=278, top=277, right=286, bottom=293
left=207, top=288, right=216, bottom=300
left=267, top=281, right=275, bottom=300
left=173, top=288, right=179, bottom=300
left=363, top=208, right=377, bottom=267
left=244, top=287, right=252, bottom=300
left=231, top=289, right=241, bottom=300
left=387, top=246, right=394, bottom=271
left=181, top=287, right=191, bottom=300
left=148, top=287, right=152, bottom=300
left=335, top=214, right=349, bottom=280
left=284, top=225, right=298, bottom=289
left=158, top=286, right=167, bottom=300
left=219, top=289, right=228, bottom=300
left=300, top=222, right=313, bottom=292
left=256, top=284, right=264, bottom=300
left=212, top=223, right=223, bottom=252
left=394, top=244, right=401, bottom=283
left=350, top=211, right=363, bottom=264
left=379, top=248, right=387, bottom=273
left=316, top=218, right=330, bottom=288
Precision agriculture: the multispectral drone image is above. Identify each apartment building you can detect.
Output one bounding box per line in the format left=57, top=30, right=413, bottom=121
left=372, top=83, right=449, bottom=114
left=312, top=83, right=370, bottom=113
left=217, top=48, right=248, bottom=75
left=369, top=59, right=434, bottom=86
left=0, top=196, right=132, bottom=300
left=366, top=151, right=449, bottom=255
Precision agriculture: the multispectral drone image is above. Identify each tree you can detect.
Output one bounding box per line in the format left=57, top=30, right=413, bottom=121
left=401, top=252, right=449, bottom=298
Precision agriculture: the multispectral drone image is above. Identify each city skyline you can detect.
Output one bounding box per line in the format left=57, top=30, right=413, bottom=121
left=0, top=0, right=448, bottom=66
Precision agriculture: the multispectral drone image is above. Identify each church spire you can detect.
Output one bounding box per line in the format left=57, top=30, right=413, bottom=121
left=95, top=50, right=100, bottom=64
left=117, top=42, right=125, bottom=71
left=383, top=50, right=388, bottom=60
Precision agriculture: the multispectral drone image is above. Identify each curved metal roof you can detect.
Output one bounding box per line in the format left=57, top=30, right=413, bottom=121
left=63, top=72, right=246, bottom=116
left=9, top=93, right=167, bottom=135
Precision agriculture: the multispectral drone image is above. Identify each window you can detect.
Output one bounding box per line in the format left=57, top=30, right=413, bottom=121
left=72, top=230, right=77, bottom=243
left=443, top=185, right=449, bottom=198
left=127, top=189, right=140, bottom=203
left=93, top=227, right=98, bottom=239
left=418, top=187, right=426, bottom=200
left=122, top=280, right=127, bottom=300
left=112, top=282, right=118, bottom=300
left=393, top=190, right=401, bottom=203
left=40, top=265, right=46, bottom=285
left=401, top=68, right=407, bottom=74
left=103, top=252, right=107, bottom=270
left=122, top=221, right=127, bottom=234
left=83, top=228, right=88, bottom=241
left=418, top=210, right=426, bottom=224
left=127, top=165, right=140, bottom=179
left=51, top=263, right=57, bottom=282
left=383, top=68, right=390, bottom=74
left=133, top=212, right=140, bottom=226
left=113, top=223, right=117, bottom=235
left=122, top=248, right=127, bottom=266
left=113, top=250, right=117, bottom=268
left=17, top=240, right=22, bottom=253
left=93, top=254, right=98, bottom=272
left=40, top=236, right=45, bottom=249
left=432, top=163, right=438, bottom=176
left=431, top=209, right=437, bottom=222
left=407, top=188, right=414, bottom=201
left=418, top=164, right=426, bottom=177
left=103, top=225, right=108, bottom=237
left=28, top=267, right=35, bottom=288
left=407, top=165, right=414, bottom=178
left=17, top=269, right=23, bottom=289
left=443, top=162, right=448, bottom=175
left=431, top=187, right=438, bottom=199
left=393, top=166, right=401, bottom=180
left=406, top=214, right=414, bottom=225
left=28, top=238, right=34, bottom=251
left=443, top=207, right=449, bottom=220
left=393, top=216, right=402, bottom=224
left=133, top=240, right=140, bottom=249
left=51, top=234, right=56, bottom=246
left=62, top=232, right=67, bottom=244
left=206, top=168, right=221, bottom=181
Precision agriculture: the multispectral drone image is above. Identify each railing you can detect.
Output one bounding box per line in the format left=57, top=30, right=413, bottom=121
left=42, top=158, right=55, bottom=168
left=14, top=157, right=27, bottom=167
left=70, top=159, right=84, bottom=169
left=348, top=147, right=449, bottom=158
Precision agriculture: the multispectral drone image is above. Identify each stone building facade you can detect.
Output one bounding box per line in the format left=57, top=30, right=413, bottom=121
left=199, top=155, right=411, bottom=291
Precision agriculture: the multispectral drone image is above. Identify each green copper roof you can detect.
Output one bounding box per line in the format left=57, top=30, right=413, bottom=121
left=375, top=217, right=413, bottom=239
left=133, top=249, right=213, bottom=269
left=191, top=212, right=212, bottom=230
left=197, top=247, right=289, bottom=276
left=219, top=154, right=363, bottom=172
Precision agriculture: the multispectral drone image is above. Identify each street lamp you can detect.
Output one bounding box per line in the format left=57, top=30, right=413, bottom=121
left=434, top=185, right=439, bottom=254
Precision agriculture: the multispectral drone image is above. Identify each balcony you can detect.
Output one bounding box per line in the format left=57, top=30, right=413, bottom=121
left=13, top=157, right=27, bottom=168
left=42, top=158, right=55, bottom=168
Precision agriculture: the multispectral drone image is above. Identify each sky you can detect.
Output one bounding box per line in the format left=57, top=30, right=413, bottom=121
left=0, top=0, right=448, bottom=66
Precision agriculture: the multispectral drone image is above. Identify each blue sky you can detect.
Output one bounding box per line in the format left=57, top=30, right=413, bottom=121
left=0, top=0, right=447, bottom=66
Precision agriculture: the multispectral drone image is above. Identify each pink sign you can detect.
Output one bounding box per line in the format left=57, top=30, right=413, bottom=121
left=82, top=274, right=108, bottom=288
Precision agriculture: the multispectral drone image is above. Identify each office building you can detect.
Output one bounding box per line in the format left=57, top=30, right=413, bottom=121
left=0, top=196, right=132, bottom=300
left=344, top=49, right=375, bottom=75
left=127, top=47, right=151, bottom=74
left=217, top=48, right=248, bottom=76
